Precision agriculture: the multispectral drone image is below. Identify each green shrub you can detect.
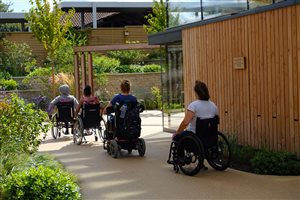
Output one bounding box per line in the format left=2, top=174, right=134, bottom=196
left=0, top=94, right=49, bottom=179
left=0, top=39, right=36, bottom=76
left=251, top=150, right=300, bottom=175
left=142, top=64, right=161, bottom=72
left=3, top=166, right=81, bottom=200
left=0, top=79, right=18, bottom=90
left=107, top=50, right=148, bottom=65
left=0, top=71, right=11, bottom=80
left=93, top=56, right=120, bottom=73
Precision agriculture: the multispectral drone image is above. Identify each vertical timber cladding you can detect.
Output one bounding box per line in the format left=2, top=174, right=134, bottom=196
left=182, top=4, right=300, bottom=155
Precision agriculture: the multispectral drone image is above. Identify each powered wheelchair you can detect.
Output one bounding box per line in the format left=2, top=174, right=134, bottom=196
left=167, top=116, right=231, bottom=176
left=103, top=102, right=146, bottom=158
left=51, top=101, right=75, bottom=139
left=73, top=103, right=106, bottom=145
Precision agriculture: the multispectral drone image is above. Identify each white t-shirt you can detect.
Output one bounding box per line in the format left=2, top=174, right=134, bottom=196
left=186, top=100, right=219, bottom=133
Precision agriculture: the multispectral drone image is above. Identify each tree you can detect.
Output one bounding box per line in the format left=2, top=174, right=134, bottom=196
left=0, top=0, right=12, bottom=12
left=143, top=0, right=167, bottom=34
left=26, top=0, right=74, bottom=96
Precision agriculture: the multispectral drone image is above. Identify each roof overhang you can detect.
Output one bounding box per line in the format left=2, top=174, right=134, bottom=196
left=0, top=12, right=26, bottom=23
left=74, top=43, right=160, bottom=53
left=59, top=1, right=153, bottom=13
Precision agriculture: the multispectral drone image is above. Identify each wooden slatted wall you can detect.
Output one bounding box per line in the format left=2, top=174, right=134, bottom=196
left=3, top=26, right=148, bottom=62
left=182, top=4, right=300, bottom=155
left=4, top=32, right=47, bottom=63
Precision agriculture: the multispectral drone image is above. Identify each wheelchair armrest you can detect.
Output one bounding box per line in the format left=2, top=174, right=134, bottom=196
left=138, top=104, right=145, bottom=113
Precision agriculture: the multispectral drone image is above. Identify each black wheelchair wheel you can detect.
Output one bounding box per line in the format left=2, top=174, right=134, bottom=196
left=177, top=135, right=204, bottom=176
left=110, top=140, right=120, bottom=158
left=137, top=138, right=146, bottom=157
left=98, top=117, right=107, bottom=142
left=51, top=114, right=60, bottom=139
left=206, top=132, right=231, bottom=171
left=73, top=118, right=83, bottom=145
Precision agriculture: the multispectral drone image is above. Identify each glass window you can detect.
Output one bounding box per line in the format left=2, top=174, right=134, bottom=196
left=249, top=0, right=273, bottom=9
left=162, top=44, right=185, bottom=131
left=168, top=0, right=202, bottom=28
left=202, top=0, right=247, bottom=20
left=167, top=0, right=285, bottom=28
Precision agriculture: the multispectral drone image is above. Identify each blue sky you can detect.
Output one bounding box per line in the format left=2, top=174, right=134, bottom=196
left=5, top=0, right=154, bottom=12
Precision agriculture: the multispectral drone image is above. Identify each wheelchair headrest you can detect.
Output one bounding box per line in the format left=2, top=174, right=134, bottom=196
left=56, top=101, right=74, bottom=108
left=83, top=103, right=100, bottom=110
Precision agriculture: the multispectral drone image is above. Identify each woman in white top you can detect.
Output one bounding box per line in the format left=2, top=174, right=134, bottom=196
left=173, top=80, right=218, bottom=140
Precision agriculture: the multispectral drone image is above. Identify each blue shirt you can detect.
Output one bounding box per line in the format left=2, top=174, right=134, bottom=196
left=111, top=94, right=137, bottom=107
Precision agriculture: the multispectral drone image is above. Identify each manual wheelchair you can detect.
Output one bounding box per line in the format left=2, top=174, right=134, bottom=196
left=73, top=103, right=106, bottom=145
left=167, top=116, right=231, bottom=176
left=103, top=102, right=146, bottom=158
left=51, top=101, right=75, bottom=139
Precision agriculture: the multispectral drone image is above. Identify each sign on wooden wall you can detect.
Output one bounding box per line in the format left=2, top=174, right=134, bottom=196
left=233, top=57, right=245, bottom=69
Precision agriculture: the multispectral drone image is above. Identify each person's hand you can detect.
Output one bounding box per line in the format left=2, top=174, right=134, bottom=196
left=172, top=132, right=177, bottom=140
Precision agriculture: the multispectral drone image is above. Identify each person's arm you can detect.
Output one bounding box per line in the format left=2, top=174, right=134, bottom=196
left=46, top=96, right=59, bottom=115
left=75, top=97, right=83, bottom=117
left=103, top=102, right=113, bottom=114
left=175, top=110, right=194, bottom=135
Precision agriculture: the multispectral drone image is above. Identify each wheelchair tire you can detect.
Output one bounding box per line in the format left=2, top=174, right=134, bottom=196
left=177, top=135, right=205, bottom=176
left=137, top=138, right=146, bottom=157
left=51, top=114, right=59, bottom=139
left=98, top=118, right=107, bottom=142
left=110, top=140, right=120, bottom=158
left=206, top=132, right=231, bottom=171
left=73, top=118, right=84, bottom=145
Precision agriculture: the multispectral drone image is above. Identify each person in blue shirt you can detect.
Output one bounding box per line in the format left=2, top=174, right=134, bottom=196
left=104, top=79, right=137, bottom=113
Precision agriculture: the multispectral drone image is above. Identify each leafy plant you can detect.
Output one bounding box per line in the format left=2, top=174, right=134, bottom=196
left=0, top=94, right=49, bottom=178
left=0, top=79, right=18, bottom=90
left=26, top=0, right=75, bottom=91
left=3, top=166, right=81, bottom=200
left=0, top=39, right=36, bottom=76
left=143, top=0, right=167, bottom=34
left=143, top=64, right=162, bottom=72
left=107, top=50, right=148, bottom=66
left=251, top=150, right=300, bottom=175
left=93, top=55, right=120, bottom=73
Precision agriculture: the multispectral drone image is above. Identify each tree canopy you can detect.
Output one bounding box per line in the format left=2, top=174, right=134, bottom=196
left=143, top=0, right=167, bottom=34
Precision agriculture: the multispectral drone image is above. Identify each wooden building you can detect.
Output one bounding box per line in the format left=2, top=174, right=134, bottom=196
left=149, top=0, right=300, bottom=155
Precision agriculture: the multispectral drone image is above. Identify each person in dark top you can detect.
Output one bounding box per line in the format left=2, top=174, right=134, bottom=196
left=104, top=79, right=137, bottom=113
left=75, top=85, right=100, bottom=117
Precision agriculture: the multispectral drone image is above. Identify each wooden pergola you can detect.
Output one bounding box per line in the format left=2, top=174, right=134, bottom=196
left=73, top=43, right=160, bottom=100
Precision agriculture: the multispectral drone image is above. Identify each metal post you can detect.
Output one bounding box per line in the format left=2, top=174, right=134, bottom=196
left=81, top=12, right=85, bottom=29
left=201, top=0, right=204, bottom=20
left=92, top=4, right=97, bottom=28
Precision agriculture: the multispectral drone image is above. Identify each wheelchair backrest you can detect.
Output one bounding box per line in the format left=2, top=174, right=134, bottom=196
left=196, top=116, right=219, bottom=148
left=82, top=103, right=100, bottom=129
left=56, top=101, right=74, bottom=122
left=113, top=102, right=141, bottom=139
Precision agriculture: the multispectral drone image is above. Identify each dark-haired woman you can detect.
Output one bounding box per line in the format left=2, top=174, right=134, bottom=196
left=173, top=80, right=218, bottom=140
left=75, top=85, right=100, bottom=117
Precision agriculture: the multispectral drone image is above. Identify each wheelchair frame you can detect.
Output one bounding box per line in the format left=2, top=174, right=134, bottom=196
left=167, top=116, right=232, bottom=176
left=51, top=101, right=75, bottom=139
left=73, top=103, right=106, bottom=145
left=103, top=103, right=146, bottom=158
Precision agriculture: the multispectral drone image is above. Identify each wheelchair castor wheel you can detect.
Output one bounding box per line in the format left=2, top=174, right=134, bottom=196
left=174, top=165, right=179, bottom=173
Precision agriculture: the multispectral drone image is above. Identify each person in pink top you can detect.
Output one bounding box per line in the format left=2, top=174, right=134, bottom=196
left=75, top=85, right=101, bottom=117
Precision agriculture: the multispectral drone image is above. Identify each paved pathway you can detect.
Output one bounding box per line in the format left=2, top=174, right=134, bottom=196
left=39, top=111, right=300, bottom=200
